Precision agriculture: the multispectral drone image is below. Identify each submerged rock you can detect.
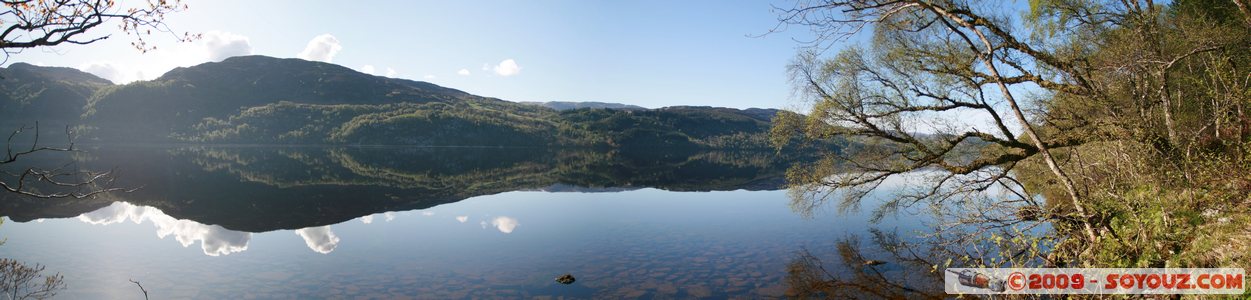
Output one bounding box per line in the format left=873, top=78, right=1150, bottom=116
left=556, top=273, right=576, bottom=285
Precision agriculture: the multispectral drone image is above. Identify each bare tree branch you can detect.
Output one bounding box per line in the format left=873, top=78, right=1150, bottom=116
left=128, top=279, right=148, bottom=300
left=0, top=123, right=135, bottom=199
left=0, top=0, right=197, bottom=64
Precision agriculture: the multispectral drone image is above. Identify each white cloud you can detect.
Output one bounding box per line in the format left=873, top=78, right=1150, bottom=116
left=74, top=30, right=252, bottom=84
left=423, top=74, right=436, bottom=80
left=79, top=62, right=128, bottom=83
left=295, top=226, right=341, bottom=254
left=360, top=214, right=374, bottom=224
left=202, top=31, right=252, bottom=62
left=297, top=34, right=342, bottom=63
left=457, top=69, right=471, bottom=76
left=77, top=202, right=251, bottom=256
left=456, top=216, right=469, bottom=223
left=421, top=211, right=435, bottom=216
left=481, top=63, right=490, bottom=71
left=492, top=59, right=522, bottom=76
left=490, top=216, right=519, bottom=233
left=384, top=212, right=396, bottom=222
left=359, top=65, right=398, bottom=77
left=79, top=62, right=148, bottom=84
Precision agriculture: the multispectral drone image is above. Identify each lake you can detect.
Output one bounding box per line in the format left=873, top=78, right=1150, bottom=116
left=0, top=145, right=930, bottom=299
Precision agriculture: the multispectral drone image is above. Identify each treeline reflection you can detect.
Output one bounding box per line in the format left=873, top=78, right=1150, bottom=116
left=1, top=146, right=798, bottom=234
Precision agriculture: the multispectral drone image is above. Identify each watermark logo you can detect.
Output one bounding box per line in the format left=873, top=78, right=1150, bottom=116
left=945, top=268, right=1245, bottom=294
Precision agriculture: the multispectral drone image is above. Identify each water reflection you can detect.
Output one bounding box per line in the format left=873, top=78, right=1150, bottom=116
left=3, top=178, right=872, bottom=298
left=778, top=169, right=1056, bottom=297
left=489, top=216, right=520, bottom=234
left=294, top=226, right=341, bottom=254
left=359, top=212, right=398, bottom=224
left=58, top=195, right=526, bottom=255
left=1, top=146, right=801, bottom=234
left=782, top=231, right=944, bottom=298
left=72, top=201, right=353, bottom=255
left=76, top=202, right=252, bottom=256
left=0, top=146, right=841, bottom=300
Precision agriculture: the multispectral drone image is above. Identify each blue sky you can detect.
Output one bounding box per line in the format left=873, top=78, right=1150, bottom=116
left=7, top=1, right=813, bottom=109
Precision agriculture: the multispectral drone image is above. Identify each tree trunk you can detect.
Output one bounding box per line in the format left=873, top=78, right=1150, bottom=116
left=1160, top=71, right=1179, bottom=147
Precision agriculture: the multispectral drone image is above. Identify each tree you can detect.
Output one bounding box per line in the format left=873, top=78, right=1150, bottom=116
left=0, top=219, right=65, bottom=300
left=0, top=258, right=65, bottom=300
left=0, top=0, right=191, bottom=198
left=0, top=122, right=135, bottom=198
left=772, top=0, right=1105, bottom=241
left=771, top=0, right=1250, bottom=268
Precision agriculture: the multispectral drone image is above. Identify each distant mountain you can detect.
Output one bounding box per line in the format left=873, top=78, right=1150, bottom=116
left=2, top=56, right=802, bottom=150
left=522, top=101, right=645, bottom=111
left=78, top=56, right=560, bottom=144
left=559, top=106, right=781, bottom=149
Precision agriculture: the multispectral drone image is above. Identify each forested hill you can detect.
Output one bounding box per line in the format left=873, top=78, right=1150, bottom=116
left=0, top=63, right=111, bottom=128
left=521, top=101, right=646, bottom=111
left=0, top=55, right=794, bottom=149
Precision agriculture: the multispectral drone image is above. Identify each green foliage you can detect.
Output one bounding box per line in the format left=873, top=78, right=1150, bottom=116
left=557, top=106, right=783, bottom=150
left=181, top=101, right=563, bottom=146
left=175, top=101, right=785, bottom=149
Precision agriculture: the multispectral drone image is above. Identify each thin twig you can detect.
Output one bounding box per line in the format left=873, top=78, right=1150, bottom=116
left=129, top=279, right=148, bottom=300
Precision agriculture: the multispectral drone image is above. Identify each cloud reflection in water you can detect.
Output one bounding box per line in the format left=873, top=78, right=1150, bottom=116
left=359, top=212, right=399, bottom=224
left=77, top=202, right=347, bottom=255
left=294, top=226, right=341, bottom=254
left=77, top=202, right=251, bottom=256
left=490, top=216, right=519, bottom=234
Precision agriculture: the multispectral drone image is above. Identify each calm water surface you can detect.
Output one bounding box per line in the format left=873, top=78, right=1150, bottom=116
left=0, top=146, right=926, bottom=299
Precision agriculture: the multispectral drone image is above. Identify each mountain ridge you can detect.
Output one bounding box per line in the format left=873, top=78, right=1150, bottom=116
left=522, top=101, right=646, bottom=111
left=0, top=62, right=112, bottom=128
left=2, top=56, right=793, bottom=150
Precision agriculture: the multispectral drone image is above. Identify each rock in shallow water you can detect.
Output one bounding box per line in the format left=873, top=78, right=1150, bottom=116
left=555, top=274, right=576, bottom=285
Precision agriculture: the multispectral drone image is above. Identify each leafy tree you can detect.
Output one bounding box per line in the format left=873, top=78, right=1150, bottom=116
left=772, top=0, right=1249, bottom=269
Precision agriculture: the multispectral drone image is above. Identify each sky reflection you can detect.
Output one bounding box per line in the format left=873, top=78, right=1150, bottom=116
left=294, top=226, right=341, bottom=254
left=77, top=202, right=252, bottom=256
left=490, top=216, right=519, bottom=234
left=73, top=201, right=351, bottom=256
left=67, top=200, right=526, bottom=256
